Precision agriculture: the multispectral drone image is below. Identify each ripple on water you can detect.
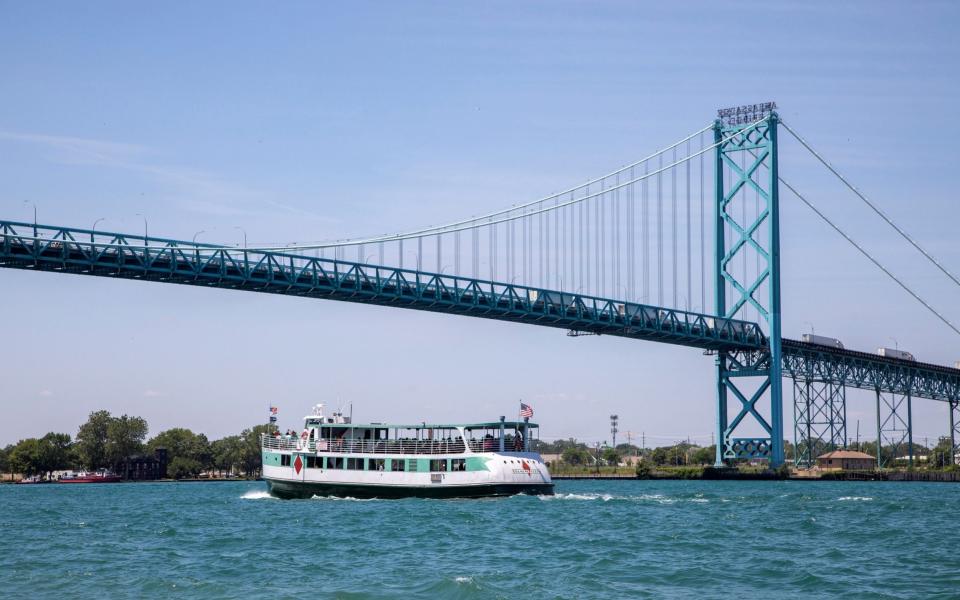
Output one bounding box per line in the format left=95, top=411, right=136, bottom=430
left=1, top=480, right=959, bottom=598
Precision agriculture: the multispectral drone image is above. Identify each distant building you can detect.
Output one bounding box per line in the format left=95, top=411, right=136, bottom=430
left=125, top=448, right=168, bottom=480
left=816, top=450, right=874, bottom=471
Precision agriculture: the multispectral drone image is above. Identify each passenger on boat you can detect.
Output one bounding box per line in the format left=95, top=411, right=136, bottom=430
left=513, top=431, right=523, bottom=451
left=483, top=434, right=495, bottom=452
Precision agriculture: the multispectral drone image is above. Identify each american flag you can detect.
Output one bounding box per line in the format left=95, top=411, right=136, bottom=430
left=519, top=402, right=533, bottom=419
left=269, top=406, right=278, bottom=415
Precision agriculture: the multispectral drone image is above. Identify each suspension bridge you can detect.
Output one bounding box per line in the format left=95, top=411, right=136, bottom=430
left=3, top=103, right=958, bottom=468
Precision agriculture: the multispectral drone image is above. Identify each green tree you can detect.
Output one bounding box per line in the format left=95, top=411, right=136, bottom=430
left=148, top=428, right=211, bottom=479
left=0, top=444, right=11, bottom=482
left=41, top=432, right=75, bottom=474
left=691, top=445, right=715, bottom=465
left=239, top=424, right=276, bottom=478
left=10, top=438, right=44, bottom=477
left=76, top=410, right=113, bottom=469
left=9, top=434, right=75, bottom=478
left=107, top=415, right=149, bottom=477
left=561, top=446, right=592, bottom=466
left=929, top=437, right=955, bottom=469
left=651, top=446, right=668, bottom=466
left=211, top=435, right=243, bottom=477
left=601, top=447, right=621, bottom=466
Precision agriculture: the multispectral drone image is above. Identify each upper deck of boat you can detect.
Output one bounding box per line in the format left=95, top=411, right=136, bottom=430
left=303, top=420, right=540, bottom=430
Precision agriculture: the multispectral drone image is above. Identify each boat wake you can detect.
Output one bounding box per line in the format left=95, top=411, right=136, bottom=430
left=240, top=490, right=274, bottom=500
left=309, top=495, right=378, bottom=502
left=540, top=492, right=714, bottom=504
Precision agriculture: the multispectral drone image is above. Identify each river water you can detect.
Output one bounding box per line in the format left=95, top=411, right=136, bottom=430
left=2, top=479, right=958, bottom=598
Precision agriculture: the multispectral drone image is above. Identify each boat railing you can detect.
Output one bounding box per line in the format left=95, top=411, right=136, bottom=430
left=261, top=434, right=473, bottom=455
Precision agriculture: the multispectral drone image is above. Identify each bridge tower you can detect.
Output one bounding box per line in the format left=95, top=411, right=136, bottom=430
left=713, top=103, right=785, bottom=467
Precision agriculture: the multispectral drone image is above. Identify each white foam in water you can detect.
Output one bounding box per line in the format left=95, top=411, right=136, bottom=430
left=838, top=496, right=873, bottom=501
left=541, top=493, right=615, bottom=501
left=309, top=495, right=377, bottom=502
left=454, top=577, right=473, bottom=584
left=240, top=490, right=274, bottom=500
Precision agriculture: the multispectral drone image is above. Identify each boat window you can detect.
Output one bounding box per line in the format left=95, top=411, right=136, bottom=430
left=328, top=457, right=344, bottom=469
left=347, top=457, right=364, bottom=470
left=391, top=459, right=405, bottom=472
left=369, top=459, right=385, bottom=471
left=451, top=458, right=466, bottom=472
left=408, top=459, right=419, bottom=472
left=306, top=456, right=318, bottom=469
left=429, top=459, right=448, bottom=472
left=280, top=454, right=291, bottom=467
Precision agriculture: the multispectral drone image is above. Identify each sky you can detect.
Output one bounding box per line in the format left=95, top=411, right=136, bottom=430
left=2, top=1, right=960, bottom=449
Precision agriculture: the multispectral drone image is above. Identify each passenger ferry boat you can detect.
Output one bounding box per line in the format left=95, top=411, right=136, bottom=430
left=261, top=405, right=554, bottom=499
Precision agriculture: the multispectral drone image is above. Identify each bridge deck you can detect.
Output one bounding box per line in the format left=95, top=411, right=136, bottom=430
left=3, top=221, right=957, bottom=401
left=0, top=221, right=764, bottom=351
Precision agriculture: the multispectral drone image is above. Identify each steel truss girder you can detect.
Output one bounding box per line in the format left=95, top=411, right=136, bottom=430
left=780, top=339, right=960, bottom=402
left=792, top=378, right=846, bottom=468
left=0, top=221, right=766, bottom=351
left=875, top=389, right=913, bottom=469
left=715, top=114, right=784, bottom=466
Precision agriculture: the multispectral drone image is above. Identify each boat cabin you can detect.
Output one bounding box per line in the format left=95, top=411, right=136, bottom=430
left=266, top=404, right=539, bottom=455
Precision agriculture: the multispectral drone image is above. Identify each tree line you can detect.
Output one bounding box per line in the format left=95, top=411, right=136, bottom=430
left=0, top=410, right=274, bottom=481
left=534, top=436, right=958, bottom=469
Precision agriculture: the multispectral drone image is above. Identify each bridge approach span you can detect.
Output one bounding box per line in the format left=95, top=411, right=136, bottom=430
left=0, top=221, right=763, bottom=351
left=3, top=221, right=958, bottom=404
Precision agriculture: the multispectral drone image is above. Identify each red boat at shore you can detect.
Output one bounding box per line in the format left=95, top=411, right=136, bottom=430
left=57, top=469, right=122, bottom=484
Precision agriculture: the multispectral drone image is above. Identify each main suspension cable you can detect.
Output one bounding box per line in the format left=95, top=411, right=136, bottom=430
left=781, top=119, right=960, bottom=291
left=779, top=174, right=960, bottom=337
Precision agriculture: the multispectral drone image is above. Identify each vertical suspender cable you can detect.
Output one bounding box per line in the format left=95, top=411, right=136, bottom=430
left=700, top=132, right=705, bottom=313
left=643, top=161, right=649, bottom=302
left=672, top=146, right=678, bottom=308
left=686, top=139, right=692, bottom=311
left=596, top=181, right=602, bottom=295
left=657, top=154, right=663, bottom=306
left=585, top=189, right=591, bottom=294
left=627, top=167, right=637, bottom=302
left=615, top=173, right=621, bottom=299
left=600, top=180, right=606, bottom=296
left=455, top=231, right=460, bottom=275
left=580, top=186, right=585, bottom=292
left=554, top=198, right=560, bottom=289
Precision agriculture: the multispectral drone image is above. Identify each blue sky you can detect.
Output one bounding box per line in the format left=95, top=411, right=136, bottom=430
left=2, top=1, right=959, bottom=448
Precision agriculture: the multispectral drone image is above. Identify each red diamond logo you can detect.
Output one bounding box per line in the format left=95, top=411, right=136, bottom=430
left=294, top=455, right=303, bottom=474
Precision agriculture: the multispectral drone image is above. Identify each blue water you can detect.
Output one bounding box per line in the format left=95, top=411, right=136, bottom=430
left=2, top=480, right=959, bottom=598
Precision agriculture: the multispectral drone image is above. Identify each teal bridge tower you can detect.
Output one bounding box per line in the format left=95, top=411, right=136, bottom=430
left=2, top=102, right=959, bottom=468
left=713, top=104, right=784, bottom=466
